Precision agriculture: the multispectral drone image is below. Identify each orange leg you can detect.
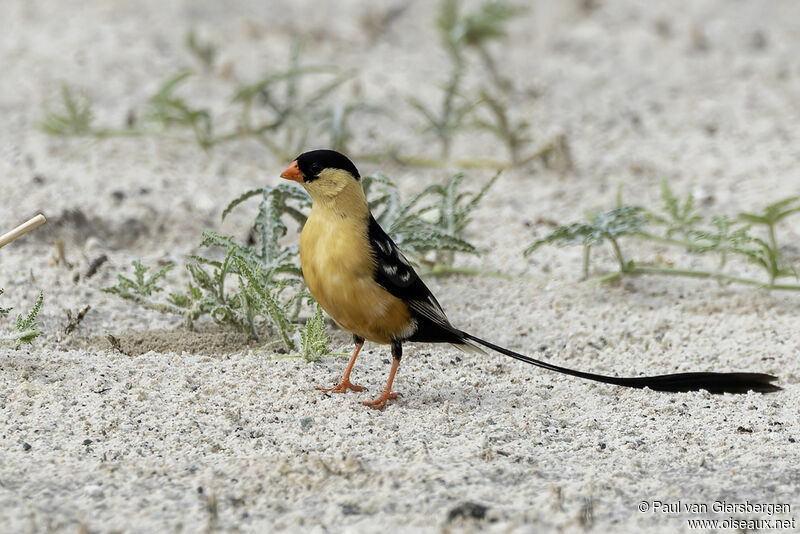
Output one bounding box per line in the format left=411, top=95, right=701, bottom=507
left=363, top=341, right=402, bottom=410
left=319, top=337, right=365, bottom=393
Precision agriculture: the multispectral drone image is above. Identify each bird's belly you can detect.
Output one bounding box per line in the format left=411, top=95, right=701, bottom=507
left=300, top=214, right=413, bottom=344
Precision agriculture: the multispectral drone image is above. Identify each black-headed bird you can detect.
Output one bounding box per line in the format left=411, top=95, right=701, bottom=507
left=280, top=150, right=780, bottom=409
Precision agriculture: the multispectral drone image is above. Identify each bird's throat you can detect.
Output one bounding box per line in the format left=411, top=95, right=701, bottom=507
left=303, top=179, right=369, bottom=220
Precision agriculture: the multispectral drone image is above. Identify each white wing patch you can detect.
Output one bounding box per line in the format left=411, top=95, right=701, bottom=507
left=376, top=239, right=392, bottom=255
left=409, top=296, right=450, bottom=327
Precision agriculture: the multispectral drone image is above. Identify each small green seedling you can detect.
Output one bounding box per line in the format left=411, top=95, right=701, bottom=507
left=103, top=260, right=190, bottom=320
left=293, top=305, right=331, bottom=362
left=474, top=90, right=530, bottom=166
left=648, top=180, right=702, bottom=240
left=1, top=290, right=44, bottom=346
left=409, top=0, right=524, bottom=162
left=739, top=196, right=800, bottom=253
left=185, top=28, right=218, bottom=70
left=146, top=71, right=214, bottom=148
left=0, top=289, right=9, bottom=318
left=105, top=259, right=174, bottom=298
left=526, top=182, right=800, bottom=290
left=525, top=206, right=646, bottom=279
left=39, top=85, right=94, bottom=136
left=229, top=38, right=350, bottom=159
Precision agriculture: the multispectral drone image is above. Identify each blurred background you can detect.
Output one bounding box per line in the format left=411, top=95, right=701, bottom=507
left=2, top=2, right=800, bottom=531
left=4, top=0, right=799, bottom=245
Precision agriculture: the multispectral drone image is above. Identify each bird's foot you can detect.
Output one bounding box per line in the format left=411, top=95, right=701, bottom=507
left=318, top=379, right=365, bottom=393
left=362, top=391, right=399, bottom=410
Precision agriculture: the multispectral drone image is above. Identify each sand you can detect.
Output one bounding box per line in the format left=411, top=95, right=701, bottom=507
left=1, top=0, right=799, bottom=532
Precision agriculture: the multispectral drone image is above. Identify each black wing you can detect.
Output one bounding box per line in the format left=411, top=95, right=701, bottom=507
left=367, top=215, right=464, bottom=343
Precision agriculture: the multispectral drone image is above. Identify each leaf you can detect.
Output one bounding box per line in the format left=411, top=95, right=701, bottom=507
left=739, top=196, right=800, bottom=226
left=103, top=260, right=175, bottom=297
left=15, top=292, right=44, bottom=344
left=649, top=180, right=702, bottom=239
left=362, top=171, right=490, bottom=258
left=295, top=305, right=331, bottom=362
left=0, top=288, right=10, bottom=317
left=688, top=215, right=754, bottom=255
left=524, top=206, right=646, bottom=256
left=146, top=71, right=214, bottom=147
left=38, top=85, right=94, bottom=136
left=460, top=1, right=522, bottom=47
left=185, top=28, right=218, bottom=69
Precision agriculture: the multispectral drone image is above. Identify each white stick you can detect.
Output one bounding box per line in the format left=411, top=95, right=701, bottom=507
left=0, top=214, right=47, bottom=249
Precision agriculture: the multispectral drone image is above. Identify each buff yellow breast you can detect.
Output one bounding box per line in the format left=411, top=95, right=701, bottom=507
left=299, top=170, right=412, bottom=344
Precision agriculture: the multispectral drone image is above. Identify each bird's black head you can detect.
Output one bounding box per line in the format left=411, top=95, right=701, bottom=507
left=291, top=149, right=360, bottom=183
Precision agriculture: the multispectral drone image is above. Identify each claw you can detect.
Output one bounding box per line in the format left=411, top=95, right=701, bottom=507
left=362, top=392, right=399, bottom=410
left=318, top=380, right=365, bottom=393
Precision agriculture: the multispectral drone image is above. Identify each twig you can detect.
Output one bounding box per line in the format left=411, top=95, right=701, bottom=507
left=0, top=214, right=47, bottom=249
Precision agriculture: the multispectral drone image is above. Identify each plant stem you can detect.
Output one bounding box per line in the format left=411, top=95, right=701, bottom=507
left=478, top=45, right=509, bottom=92
left=601, top=264, right=800, bottom=291
left=582, top=246, right=591, bottom=280
left=637, top=232, right=700, bottom=249
left=768, top=223, right=778, bottom=252
left=608, top=238, right=627, bottom=272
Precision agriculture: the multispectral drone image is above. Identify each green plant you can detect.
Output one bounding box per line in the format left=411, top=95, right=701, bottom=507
left=104, top=186, right=312, bottom=348
left=473, top=90, right=530, bottom=166
left=0, top=289, right=10, bottom=317
left=292, top=305, right=331, bottom=362
left=176, top=234, right=267, bottom=336
left=1, top=290, right=44, bottom=346
left=105, top=259, right=175, bottom=298
left=221, top=184, right=311, bottom=266
left=105, top=169, right=499, bottom=350
left=525, top=183, right=800, bottom=290
left=40, top=39, right=350, bottom=160
left=451, top=0, right=521, bottom=90
left=434, top=170, right=501, bottom=237
left=103, top=260, right=190, bottom=318
left=739, top=196, right=800, bottom=255
left=185, top=28, right=218, bottom=70
left=689, top=215, right=754, bottom=270
left=403, top=0, right=566, bottom=170
left=525, top=206, right=646, bottom=279
left=146, top=71, right=214, bottom=148
left=39, top=85, right=94, bottom=136
left=363, top=170, right=507, bottom=276
left=409, top=0, right=519, bottom=159
left=40, top=11, right=560, bottom=170
left=362, top=172, right=481, bottom=260
left=648, top=179, right=702, bottom=240
left=227, top=39, right=350, bottom=159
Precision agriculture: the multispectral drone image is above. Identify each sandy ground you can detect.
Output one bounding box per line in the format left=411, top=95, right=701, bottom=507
left=2, top=0, right=800, bottom=532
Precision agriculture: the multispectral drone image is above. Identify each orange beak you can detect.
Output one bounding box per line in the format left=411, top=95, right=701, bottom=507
left=280, top=161, right=304, bottom=183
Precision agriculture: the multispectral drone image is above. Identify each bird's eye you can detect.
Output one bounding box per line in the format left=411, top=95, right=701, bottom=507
left=310, top=163, right=322, bottom=176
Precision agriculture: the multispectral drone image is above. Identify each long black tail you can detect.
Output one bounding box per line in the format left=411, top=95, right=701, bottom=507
left=462, top=333, right=781, bottom=394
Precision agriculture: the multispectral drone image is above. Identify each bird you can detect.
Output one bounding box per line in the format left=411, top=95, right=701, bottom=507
left=280, top=149, right=780, bottom=409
